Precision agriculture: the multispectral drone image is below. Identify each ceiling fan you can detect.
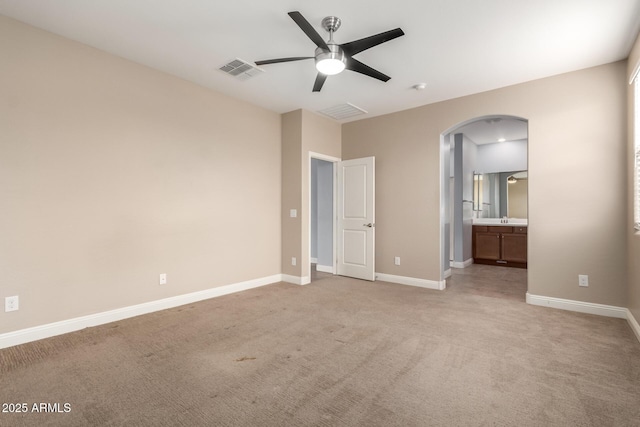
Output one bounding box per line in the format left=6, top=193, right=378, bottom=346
left=255, top=11, right=405, bottom=92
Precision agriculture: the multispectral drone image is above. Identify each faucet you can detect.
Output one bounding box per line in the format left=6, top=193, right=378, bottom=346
left=501, top=216, right=508, bottom=224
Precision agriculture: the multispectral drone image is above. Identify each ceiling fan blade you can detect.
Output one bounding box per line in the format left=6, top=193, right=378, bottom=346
left=313, top=73, right=328, bottom=92
left=341, top=28, right=405, bottom=56
left=255, top=57, right=313, bottom=66
left=345, top=57, right=391, bottom=82
left=288, top=11, right=330, bottom=51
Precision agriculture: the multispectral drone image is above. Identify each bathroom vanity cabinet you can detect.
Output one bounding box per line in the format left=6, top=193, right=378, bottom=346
left=472, top=225, right=527, bottom=268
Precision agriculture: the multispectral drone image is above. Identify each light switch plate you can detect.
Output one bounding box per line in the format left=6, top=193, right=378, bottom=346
left=290, top=209, right=297, bottom=218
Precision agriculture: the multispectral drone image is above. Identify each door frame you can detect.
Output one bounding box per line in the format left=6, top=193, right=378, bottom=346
left=308, top=152, right=340, bottom=277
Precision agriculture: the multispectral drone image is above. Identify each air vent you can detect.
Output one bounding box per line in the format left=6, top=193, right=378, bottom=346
left=219, top=58, right=264, bottom=81
left=318, top=103, right=368, bottom=121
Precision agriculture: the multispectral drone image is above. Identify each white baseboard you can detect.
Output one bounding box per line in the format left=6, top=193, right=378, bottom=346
left=450, top=258, right=474, bottom=269
left=0, top=274, right=282, bottom=350
left=526, top=293, right=627, bottom=319
left=626, top=309, right=640, bottom=343
left=281, top=274, right=311, bottom=286
left=316, top=264, right=333, bottom=273
left=444, top=269, right=452, bottom=279
left=310, top=257, right=318, bottom=264
left=6, top=277, right=636, bottom=350
left=526, top=293, right=640, bottom=344
left=376, top=273, right=446, bottom=291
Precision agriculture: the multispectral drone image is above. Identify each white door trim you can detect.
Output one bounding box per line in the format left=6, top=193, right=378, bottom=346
left=309, top=152, right=340, bottom=277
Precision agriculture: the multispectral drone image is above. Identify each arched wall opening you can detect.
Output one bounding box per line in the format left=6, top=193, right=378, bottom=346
left=440, top=115, right=528, bottom=286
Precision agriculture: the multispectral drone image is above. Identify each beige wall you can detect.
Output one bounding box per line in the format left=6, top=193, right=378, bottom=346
left=0, top=16, right=281, bottom=333
left=281, top=111, right=303, bottom=277
left=281, top=109, right=341, bottom=281
left=628, top=32, right=640, bottom=322
left=344, top=61, right=628, bottom=307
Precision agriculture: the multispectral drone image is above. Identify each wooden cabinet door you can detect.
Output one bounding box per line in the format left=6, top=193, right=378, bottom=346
left=501, top=233, right=527, bottom=263
left=474, top=232, right=501, bottom=260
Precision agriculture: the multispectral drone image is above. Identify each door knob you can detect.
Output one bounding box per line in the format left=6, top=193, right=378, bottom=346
left=363, top=223, right=373, bottom=228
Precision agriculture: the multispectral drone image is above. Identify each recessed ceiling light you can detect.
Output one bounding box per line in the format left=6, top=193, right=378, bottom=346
left=498, top=138, right=506, bottom=142
left=412, top=83, right=427, bottom=90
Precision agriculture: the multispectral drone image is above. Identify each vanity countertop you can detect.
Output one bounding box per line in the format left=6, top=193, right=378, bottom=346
left=472, top=218, right=527, bottom=226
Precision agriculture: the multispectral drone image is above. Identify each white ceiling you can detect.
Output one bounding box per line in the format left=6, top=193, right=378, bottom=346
left=1, top=0, right=639, bottom=124
left=455, top=116, right=528, bottom=145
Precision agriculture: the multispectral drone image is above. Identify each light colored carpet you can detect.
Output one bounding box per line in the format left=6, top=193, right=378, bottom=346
left=1, top=265, right=639, bottom=426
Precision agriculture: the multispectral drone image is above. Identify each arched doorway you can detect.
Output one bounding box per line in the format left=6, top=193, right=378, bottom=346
left=440, top=115, right=528, bottom=286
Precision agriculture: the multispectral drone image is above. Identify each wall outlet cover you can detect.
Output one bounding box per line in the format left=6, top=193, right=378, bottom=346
left=5, top=295, right=19, bottom=312
left=578, top=274, right=589, bottom=287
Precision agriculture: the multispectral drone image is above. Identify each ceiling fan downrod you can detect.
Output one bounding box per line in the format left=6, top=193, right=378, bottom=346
left=315, top=16, right=346, bottom=75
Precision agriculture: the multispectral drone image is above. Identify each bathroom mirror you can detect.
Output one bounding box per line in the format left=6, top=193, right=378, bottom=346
left=473, top=170, right=527, bottom=218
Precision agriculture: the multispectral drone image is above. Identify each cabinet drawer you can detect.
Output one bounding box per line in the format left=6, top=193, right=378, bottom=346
left=514, top=226, right=527, bottom=234
left=473, top=226, right=488, bottom=232
left=488, top=226, right=512, bottom=233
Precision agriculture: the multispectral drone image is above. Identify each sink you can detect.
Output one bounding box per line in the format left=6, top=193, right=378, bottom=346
left=473, top=218, right=528, bottom=226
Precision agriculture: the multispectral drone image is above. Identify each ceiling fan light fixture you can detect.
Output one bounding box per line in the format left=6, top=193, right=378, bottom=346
left=316, top=57, right=346, bottom=75
left=315, top=45, right=346, bottom=75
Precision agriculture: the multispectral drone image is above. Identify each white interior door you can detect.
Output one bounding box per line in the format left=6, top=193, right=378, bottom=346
left=337, top=157, right=375, bottom=281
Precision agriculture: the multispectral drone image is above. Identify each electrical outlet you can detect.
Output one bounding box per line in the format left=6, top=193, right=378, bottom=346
left=159, top=273, right=167, bottom=285
left=394, top=256, right=401, bottom=266
left=291, top=257, right=297, bottom=266
left=5, top=296, right=19, bottom=312
left=578, top=274, right=589, bottom=287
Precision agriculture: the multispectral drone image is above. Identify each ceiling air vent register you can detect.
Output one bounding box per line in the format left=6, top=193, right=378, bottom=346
left=318, top=103, right=368, bottom=121
left=219, top=59, right=264, bottom=81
